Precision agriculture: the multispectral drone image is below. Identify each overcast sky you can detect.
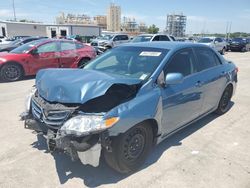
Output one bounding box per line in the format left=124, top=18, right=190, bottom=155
left=0, top=0, right=250, bottom=34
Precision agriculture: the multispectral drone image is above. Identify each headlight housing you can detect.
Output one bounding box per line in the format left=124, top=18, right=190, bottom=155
left=60, top=115, right=119, bottom=136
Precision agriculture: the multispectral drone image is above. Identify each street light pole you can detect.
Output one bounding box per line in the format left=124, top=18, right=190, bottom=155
left=12, top=0, right=17, bottom=21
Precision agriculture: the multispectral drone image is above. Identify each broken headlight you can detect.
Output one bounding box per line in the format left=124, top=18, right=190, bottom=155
left=60, top=115, right=119, bottom=136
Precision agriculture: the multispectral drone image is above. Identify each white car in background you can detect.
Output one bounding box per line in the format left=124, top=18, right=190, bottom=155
left=91, top=34, right=130, bottom=54
left=198, top=37, right=227, bottom=54
left=131, top=34, right=175, bottom=43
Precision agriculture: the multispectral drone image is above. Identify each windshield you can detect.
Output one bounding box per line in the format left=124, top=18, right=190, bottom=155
left=132, top=36, right=153, bottom=43
left=97, top=35, right=113, bottom=40
left=10, top=40, right=43, bottom=54
left=198, top=38, right=213, bottom=43
left=84, top=46, right=168, bottom=80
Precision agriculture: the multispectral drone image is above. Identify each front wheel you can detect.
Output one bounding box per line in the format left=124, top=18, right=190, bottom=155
left=215, top=85, right=233, bottom=115
left=0, top=63, right=23, bottom=82
left=220, top=47, right=226, bottom=55
left=104, top=122, right=153, bottom=173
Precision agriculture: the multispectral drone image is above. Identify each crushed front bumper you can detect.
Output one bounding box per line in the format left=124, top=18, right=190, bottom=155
left=22, top=115, right=104, bottom=167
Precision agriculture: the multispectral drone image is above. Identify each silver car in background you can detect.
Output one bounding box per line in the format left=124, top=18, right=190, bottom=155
left=198, top=37, right=227, bottom=55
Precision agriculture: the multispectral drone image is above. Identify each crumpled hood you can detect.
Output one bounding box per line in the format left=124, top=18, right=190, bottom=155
left=36, top=69, right=141, bottom=104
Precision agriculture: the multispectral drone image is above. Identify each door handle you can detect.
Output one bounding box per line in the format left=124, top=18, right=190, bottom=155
left=195, top=81, right=203, bottom=87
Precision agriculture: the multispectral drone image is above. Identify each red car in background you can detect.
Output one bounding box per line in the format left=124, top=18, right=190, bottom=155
left=0, top=39, right=96, bottom=81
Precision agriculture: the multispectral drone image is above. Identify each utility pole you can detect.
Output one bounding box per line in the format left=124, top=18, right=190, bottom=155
left=12, top=0, right=17, bottom=21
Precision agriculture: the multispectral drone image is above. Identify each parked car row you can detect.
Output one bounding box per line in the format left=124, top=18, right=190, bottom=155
left=0, top=39, right=96, bottom=81
left=90, top=34, right=176, bottom=54
left=0, top=36, right=48, bottom=52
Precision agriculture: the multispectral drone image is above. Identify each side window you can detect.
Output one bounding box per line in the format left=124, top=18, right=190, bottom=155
left=164, top=49, right=197, bottom=77
left=75, top=42, right=84, bottom=49
left=159, top=35, right=170, bottom=41
left=121, top=35, right=129, bottom=40
left=195, top=48, right=221, bottom=71
left=37, top=42, right=58, bottom=53
left=113, top=35, right=120, bottom=41
left=61, top=42, right=76, bottom=51
left=152, top=35, right=160, bottom=41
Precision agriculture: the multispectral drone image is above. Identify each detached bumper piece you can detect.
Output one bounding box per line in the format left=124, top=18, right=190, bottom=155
left=23, top=117, right=102, bottom=167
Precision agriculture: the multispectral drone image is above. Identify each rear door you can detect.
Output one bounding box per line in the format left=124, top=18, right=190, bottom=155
left=193, top=47, right=228, bottom=113
left=29, top=41, right=60, bottom=73
left=161, top=48, right=204, bottom=134
left=215, top=38, right=223, bottom=52
left=120, top=35, right=129, bottom=44
left=59, top=41, right=78, bottom=68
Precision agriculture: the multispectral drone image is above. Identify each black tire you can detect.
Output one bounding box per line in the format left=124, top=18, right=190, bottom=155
left=220, top=47, right=226, bottom=55
left=78, top=58, right=90, bottom=68
left=241, top=47, right=247, bottom=52
left=0, top=63, right=23, bottom=82
left=104, top=122, right=153, bottom=173
left=215, top=85, right=233, bottom=115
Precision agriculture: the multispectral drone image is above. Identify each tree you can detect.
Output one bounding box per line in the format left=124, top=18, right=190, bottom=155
left=148, top=24, right=159, bottom=34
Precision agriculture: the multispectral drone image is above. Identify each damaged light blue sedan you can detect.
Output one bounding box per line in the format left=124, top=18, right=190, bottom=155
left=21, top=42, right=238, bottom=173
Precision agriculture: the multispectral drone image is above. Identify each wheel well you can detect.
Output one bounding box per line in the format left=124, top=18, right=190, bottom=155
left=140, top=119, right=159, bottom=145
left=226, top=83, right=234, bottom=98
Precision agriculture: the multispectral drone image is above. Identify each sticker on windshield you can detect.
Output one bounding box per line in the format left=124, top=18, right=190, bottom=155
left=140, top=51, right=162, bottom=56
left=139, top=74, right=148, bottom=80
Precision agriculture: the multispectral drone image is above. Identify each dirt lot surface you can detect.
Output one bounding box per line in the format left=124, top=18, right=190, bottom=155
left=0, top=52, right=249, bottom=188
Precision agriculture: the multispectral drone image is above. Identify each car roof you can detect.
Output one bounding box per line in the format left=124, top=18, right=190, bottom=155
left=121, top=41, right=208, bottom=50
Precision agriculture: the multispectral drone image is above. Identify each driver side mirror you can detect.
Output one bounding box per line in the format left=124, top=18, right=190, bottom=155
left=165, top=73, right=184, bottom=85
left=30, top=48, right=39, bottom=55
left=157, top=72, right=184, bottom=87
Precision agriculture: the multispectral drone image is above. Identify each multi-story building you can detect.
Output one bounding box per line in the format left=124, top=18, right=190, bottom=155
left=107, top=3, right=121, bottom=32
left=56, top=12, right=93, bottom=25
left=121, top=17, right=138, bottom=33
left=93, top=15, right=107, bottom=30
left=166, top=13, right=186, bottom=37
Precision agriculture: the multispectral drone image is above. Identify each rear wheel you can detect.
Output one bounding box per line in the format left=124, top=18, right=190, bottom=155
left=0, top=63, right=23, bottom=82
left=215, top=85, right=233, bottom=115
left=241, top=46, right=247, bottom=52
left=104, top=122, right=153, bottom=173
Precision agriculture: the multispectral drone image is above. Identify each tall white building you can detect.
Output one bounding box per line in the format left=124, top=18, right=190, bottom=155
left=107, top=3, right=121, bottom=32
left=166, top=13, right=186, bottom=37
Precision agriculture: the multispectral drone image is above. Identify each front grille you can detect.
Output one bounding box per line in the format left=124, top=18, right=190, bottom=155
left=31, top=97, right=72, bottom=128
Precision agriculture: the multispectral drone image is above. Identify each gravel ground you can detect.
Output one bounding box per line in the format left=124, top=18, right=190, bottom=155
left=0, top=52, right=249, bottom=188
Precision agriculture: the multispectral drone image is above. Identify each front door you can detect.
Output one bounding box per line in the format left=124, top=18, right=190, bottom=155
left=29, top=42, right=60, bottom=74
left=161, top=48, right=204, bottom=135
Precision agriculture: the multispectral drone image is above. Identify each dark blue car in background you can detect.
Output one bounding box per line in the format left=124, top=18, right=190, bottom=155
left=22, top=42, right=238, bottom=173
